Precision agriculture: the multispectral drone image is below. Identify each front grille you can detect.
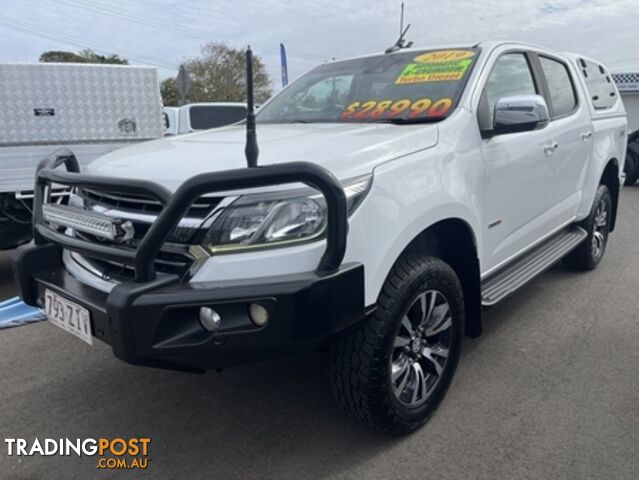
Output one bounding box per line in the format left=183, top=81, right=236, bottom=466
left=80, top=189, right=222, bottom=219
left=75, top=230, right=194, bottom=280
left=64, top=189, right=224, bottom=280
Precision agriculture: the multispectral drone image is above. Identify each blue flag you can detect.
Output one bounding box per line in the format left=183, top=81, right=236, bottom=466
left=280, top=43, right=289, bottom=88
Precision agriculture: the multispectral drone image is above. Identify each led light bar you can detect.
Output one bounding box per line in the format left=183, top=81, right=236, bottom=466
left=42, top=204, right=133, bottom=242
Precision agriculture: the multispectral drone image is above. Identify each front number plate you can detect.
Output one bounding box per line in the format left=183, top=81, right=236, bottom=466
left=44, top=289, right=93, bottom=345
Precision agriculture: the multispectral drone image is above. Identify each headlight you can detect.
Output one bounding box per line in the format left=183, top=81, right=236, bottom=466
left=203, top=175, right=371, bottom=253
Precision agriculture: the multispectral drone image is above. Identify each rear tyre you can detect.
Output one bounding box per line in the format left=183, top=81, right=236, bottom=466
left=563, top=184, right=612, bottom=271
left=330, top=255, right=464, bottom=434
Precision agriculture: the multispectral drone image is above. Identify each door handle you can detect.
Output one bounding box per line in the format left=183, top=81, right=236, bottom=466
left=581, top=131, right=593, bottom=141
left=543, top=142, right=558, bottom=155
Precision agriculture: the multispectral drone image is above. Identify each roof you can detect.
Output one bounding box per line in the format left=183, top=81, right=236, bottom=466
left=324, top=40, right=561, bottom=66
left=0, top=62, right=155, bottom=69
left=186, top=102, right=247, bottom=108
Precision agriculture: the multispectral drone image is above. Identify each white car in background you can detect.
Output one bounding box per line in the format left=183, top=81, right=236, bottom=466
left=163, top=102, right=249, bottom=135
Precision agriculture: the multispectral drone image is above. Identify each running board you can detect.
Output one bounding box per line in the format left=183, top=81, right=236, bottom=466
left=481, top=226, right=587, bottom=306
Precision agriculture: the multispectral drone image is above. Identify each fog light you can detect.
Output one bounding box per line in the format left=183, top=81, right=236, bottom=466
left=199, top=307, right=221, bottom=332
left=248, top=303, right=269, bottom=327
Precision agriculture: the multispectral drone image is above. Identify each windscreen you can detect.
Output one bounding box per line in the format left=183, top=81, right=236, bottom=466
left=258, top=48, right=479, bottom=124
left=189, top=105, right=248, bottom=129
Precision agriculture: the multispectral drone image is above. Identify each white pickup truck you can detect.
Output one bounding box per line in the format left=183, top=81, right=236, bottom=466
left=13, top=41, right=626, bottom=434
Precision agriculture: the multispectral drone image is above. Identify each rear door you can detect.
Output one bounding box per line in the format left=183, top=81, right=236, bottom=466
left=534, top=54, right=592, bottom=223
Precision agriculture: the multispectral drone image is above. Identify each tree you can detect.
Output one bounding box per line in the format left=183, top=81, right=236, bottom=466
left=39, top=49, right=129, bottom=64
left=161, top=43, right=272, bottom=106
left=160, top=78, right=179, bottom=107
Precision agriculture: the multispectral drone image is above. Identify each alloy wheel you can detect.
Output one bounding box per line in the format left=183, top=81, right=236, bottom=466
left=592, top=196, right=608, bottom=260
left=390, top=290, right=453, bottom=407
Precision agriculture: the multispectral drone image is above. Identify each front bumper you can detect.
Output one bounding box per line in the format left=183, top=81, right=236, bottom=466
left=14, top=243, right=365, bottom=372
left=17, top=151, right=363, bottom=372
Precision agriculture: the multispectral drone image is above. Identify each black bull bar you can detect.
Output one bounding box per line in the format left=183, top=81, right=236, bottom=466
left=31, top=149, right=349, bottom=282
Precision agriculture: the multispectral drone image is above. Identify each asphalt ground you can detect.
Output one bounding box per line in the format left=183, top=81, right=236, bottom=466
left=0, top=187, right=637, bottom=479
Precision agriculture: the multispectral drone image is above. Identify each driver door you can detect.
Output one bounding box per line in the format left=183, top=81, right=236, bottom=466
left=478, top=52, right=558, bottom=273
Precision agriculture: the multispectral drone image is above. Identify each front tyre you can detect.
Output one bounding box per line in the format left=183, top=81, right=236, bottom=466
left=330, top=255, right=464, bottom=434
left=563, top=184, right=612, bottom=270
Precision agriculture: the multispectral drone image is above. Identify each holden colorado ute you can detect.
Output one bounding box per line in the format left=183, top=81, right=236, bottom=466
left=13, top=41, right=626, bottom=434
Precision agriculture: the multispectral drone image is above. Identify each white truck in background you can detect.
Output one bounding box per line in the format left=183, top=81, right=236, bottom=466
left=163, top=102, right=249, bottom=135
left=613, top=72, right=639, bottom=184
left=0, top=62, right=164, bottom=249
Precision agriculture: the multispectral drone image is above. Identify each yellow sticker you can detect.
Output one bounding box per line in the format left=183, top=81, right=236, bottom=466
left=413, top=50, right=475, bottom=64
left=396, top=50, right=476, bottom=84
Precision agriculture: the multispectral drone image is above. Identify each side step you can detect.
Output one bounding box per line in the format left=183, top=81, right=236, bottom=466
left=481, top=226, right=587, bottom=306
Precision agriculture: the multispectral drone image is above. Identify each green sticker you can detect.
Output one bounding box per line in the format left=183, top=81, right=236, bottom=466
left=396, top=58, right=473, bottom=84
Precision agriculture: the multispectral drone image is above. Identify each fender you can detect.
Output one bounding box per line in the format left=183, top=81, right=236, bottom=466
left=345, top=142, right=483, bottom=306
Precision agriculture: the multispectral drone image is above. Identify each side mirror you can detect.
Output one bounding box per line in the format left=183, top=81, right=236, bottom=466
left=492, top=95, right=549, bottom=135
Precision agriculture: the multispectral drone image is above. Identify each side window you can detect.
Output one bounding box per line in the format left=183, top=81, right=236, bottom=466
left=539, top=56, right=577, bottom=117
left=189, top=106, right=248, bottom=130
left=578, top=58, right=618, bottom=110
left=479, top=53, right=537, bottom=130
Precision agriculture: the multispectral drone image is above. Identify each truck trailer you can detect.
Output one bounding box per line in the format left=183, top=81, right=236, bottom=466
left=0, top=62, right=164, bottom=249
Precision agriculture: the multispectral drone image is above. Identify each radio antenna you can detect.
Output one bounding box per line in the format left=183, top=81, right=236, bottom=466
left=385, top=2, right=414, bottom=54
left=245, top=46, right=259, bottom=168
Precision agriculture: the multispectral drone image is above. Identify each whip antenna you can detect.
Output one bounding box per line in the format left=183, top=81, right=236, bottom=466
left=245, top=46, right=259, bottom=168
left=385, top=2, right=414, bottom=54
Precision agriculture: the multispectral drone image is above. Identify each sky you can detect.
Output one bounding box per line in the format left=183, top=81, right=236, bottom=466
left=1, top=0, right=638, bottom=91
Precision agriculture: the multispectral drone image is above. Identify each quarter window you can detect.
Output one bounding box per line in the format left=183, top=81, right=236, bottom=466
left=479, top=53, right=537, bottom=129
left=540, top=57, right=577, bottom=117
left=578, top=58, right=618, bottom=110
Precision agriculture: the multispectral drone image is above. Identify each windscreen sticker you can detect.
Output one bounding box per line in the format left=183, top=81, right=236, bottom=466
left=340, top=97, right=453, bottom=120
left=413, top=50, right=475, bottom=64
left=396, top=50, right=475, bottom=84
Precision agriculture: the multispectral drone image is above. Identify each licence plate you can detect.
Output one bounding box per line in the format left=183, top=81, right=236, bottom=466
left=44, top=289, right=93, bottom=345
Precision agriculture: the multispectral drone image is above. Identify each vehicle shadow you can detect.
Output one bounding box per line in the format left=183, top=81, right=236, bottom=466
left=14, top=342, right=394, bottom=479
left=462, top=260, right=579, bottom=356
left=16, top=263, right=573, bottom=479
left=0, top=249, right=13, bottom=272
